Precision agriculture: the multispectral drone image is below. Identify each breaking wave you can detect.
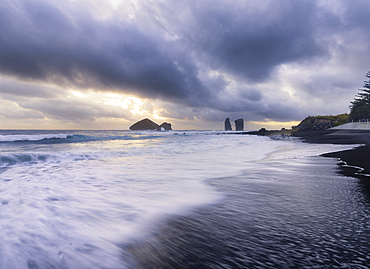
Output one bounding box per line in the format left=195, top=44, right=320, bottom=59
left=0, top=133, right=164, bottom=144
left=0, top=133, right=73, bottom=142
left=0, top=152, right=97, bottom=167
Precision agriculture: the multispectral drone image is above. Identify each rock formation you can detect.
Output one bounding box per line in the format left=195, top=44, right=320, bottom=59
left=235, top=118, right=244, bottom=131
left=156, top=122, right=172, bottom=131
left=129, top=118, right=160, bottom=130
left=224, top=118, right=232, bottom=131
left=256, top=128, right=267, bottom=135
left=129, top=118, right=173, bottom=131
left=291, top=117, right=334, bottom=137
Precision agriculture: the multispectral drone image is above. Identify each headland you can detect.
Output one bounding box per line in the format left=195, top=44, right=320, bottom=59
left=255, top=115, right=370, bottom=180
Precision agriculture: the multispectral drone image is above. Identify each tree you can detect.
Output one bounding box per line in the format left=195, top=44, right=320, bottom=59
left=350, top=71, right=370, bottom=120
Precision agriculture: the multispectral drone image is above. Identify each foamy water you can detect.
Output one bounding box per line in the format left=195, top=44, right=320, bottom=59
left=0, top=130, right=359, bottom=268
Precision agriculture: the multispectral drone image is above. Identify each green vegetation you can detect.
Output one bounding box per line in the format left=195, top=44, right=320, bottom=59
left=293, top=72, right=370, bottom=130
left=291, top=113, right=350, bottom=130
left=350, top=71, right=370, bottom=120
left=309, top=114, right=350, bottom=126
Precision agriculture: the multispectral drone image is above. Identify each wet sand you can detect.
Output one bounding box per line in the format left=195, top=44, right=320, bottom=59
left=307, top=130, right=370, bottom=202
left=124, top=130, right=370, bottom=268
left=125, top=154, right=370, bottom=268
left=299, top=130, right=370, bottom=177
left=322, top=146, right=370, bottom=175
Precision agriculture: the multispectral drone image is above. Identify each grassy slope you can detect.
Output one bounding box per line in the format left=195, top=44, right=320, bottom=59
left=300, top=113, right=350, bottom=127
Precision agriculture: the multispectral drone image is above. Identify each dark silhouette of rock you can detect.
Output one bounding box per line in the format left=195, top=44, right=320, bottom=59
left=235, top=118, right=244, bottom=131
left=291, top=117, right=335, bottom=137
left=257, top=128, right=267, bottom=135
left=129, top=119, right=173, bottom=131
left=156, top=122, right=172, bottom=131
left=224, top=118, right=232, bottom=131
left=129, top=118, right=159, bottom=130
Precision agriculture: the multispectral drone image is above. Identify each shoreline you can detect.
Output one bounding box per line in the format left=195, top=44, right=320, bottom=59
left=295, top=129, right=370, bottom=202
left=322, top=145, right=370, bottom=176
left=227, top=127, right=370, bottom=181
left=123, top=130, right=370, bottom=268
left=124, top=141, right=370, bottom=268
left=297, top=130, right=370, bottom=178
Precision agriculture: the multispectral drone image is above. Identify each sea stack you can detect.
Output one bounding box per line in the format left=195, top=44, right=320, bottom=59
left=224, top=118, right=232, bottom=131
left=129, top=118, right=173, bottom=131
left=129, top=118, right=159, bottom=130
left=156, top=122, right=172, bottom=131
left=235, top=118, right=244, bottom=131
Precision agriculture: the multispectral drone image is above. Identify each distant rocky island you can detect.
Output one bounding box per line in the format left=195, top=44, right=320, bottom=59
left=224, top=118, right=244, bottom=131
left=129, top=114, right=351, bottom=134
left=129, top=118, right=172, bottom=131
left=223, top=114, right=350, bottom=137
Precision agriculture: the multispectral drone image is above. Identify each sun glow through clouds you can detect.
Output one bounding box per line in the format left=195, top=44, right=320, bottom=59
left=70, top=90, right=86, bottom=98
left=70, top=90, right=147, bottom=115
left=153, top=111, right=165, bottom=120
left=1, top=0, right=366, bottom=130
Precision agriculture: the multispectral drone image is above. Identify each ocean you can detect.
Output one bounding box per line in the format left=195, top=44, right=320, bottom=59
left=0, top=130, right=369, bottom=268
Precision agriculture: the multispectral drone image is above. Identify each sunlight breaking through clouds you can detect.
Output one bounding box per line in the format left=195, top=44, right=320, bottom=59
left=70, top=90, right=147, bottom=115
left=1, top=0, right=370, bottom=129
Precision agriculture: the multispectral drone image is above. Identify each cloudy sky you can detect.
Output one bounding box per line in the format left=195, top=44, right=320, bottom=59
left=0, top=0, right=369, bottom=130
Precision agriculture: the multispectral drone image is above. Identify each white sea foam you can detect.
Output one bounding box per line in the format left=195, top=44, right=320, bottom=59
left=260, top=140, right=360, bottom=161
left=0, top=133, right=72, bottom=142
left=0, top=131, right=357, bottom=268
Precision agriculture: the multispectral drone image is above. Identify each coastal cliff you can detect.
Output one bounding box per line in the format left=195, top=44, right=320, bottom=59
left=291, top=114, right=349, bottom=137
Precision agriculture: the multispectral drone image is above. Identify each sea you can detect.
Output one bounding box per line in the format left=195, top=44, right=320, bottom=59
left=0, top=130, right=370, bottom=269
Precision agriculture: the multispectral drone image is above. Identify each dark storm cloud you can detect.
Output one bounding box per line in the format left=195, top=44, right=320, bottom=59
left=341, top=1, right=370, bottom=29
left=0, top=80, right=61, bottom=98
left=18, top=98, right=130, bottom=121
left=1, top=0, right=370, bottom=122
left=161, top=0, right=325, bottom=81
left=0, top=0, right=208, bottom=103
left=240, top=89, right=262, bottom=102
left=157, top=90, right=303, bottom=123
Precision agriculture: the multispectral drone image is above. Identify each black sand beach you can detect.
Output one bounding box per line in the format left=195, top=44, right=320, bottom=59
left=300, top=129, right=370, bottom=202
left=323, top=145, right=370, bottom=204
left=124, top=133, right=370, bottom=268
left=303, top=130, right=370, bottom=177
left=316, top=131, right=370, bottom=204
left=323, top=146, right=370, bottom=175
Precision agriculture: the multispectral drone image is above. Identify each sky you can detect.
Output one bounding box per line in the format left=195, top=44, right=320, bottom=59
left=1, top=0, right=370, bottom=130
